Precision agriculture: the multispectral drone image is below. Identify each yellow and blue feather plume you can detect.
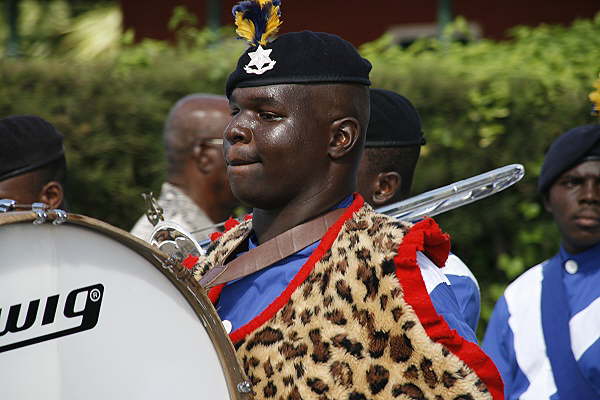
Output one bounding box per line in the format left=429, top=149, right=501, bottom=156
left=233, top=0, right=282, bottom=47
left=590, top=74, right=600, bottom=117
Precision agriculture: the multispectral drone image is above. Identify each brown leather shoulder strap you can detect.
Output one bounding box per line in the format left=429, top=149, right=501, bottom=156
left=199, top=208, right=346, bottom=288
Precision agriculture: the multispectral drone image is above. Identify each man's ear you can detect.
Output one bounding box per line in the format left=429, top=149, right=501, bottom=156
left=372, top=172, right=401, bottom=206
left=192, top=142, right=213, bottom=174
left=328, top=117, right=361, bottom=160
left=39, top=181, right=64, bottom=209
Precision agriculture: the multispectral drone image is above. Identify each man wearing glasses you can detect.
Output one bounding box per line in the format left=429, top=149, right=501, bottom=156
left=131, top=94, right=238, bottom=241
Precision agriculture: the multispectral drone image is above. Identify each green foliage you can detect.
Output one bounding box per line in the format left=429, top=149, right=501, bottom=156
left=1, top=11, right=599, bottom=334
left=1, top=0, right=120, bottom=59
left=362, top=14, right=600, bottom=332
left=0, top=22, right=244, bottom=228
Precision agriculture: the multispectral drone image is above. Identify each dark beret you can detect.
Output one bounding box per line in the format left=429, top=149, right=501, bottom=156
left=366, top=88, right=425, bottom=147
left=538, top=124, right=600, bottom=193
left=226, top=31, right=372, bottom=98
left=0, top=115, right=64, bottom=182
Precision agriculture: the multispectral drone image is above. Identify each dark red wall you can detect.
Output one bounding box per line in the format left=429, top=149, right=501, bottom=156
left=455, top=0, right=599, bottom=38
left=120, top=0, right=599, bottom=45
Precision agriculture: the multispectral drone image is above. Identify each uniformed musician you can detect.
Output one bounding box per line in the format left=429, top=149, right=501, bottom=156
left=357, top=88, right=481, bottom=333
left=484, top=124, right=600, bottom=399
left=192, top=1, right=503, bottom=398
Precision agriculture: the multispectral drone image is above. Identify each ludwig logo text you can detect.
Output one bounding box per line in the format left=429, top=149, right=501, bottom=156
left=0, top=284, right=104, bottom=353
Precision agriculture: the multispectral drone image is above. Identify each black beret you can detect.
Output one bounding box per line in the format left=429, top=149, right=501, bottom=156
left=366, top=88, right=425, bottom=147
left=0, top=115, right=64, bottom=182
left=226, top=31, right=371, bottom=98
left=538, top=124, right=600, bottom=193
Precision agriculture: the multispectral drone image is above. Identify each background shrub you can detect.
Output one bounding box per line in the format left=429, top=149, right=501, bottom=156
left=361, top=15, right=600, bottom=331
left=1, top=27, right=245, bottom=227
left=2, top=14, right=599, bottom=334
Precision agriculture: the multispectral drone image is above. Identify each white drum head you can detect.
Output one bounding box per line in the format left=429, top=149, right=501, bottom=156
left=0, top=217, right=241, bottom=400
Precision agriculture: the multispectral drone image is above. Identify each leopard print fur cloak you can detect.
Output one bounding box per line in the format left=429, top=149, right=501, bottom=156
left=194, top=196, right=503, bottom=400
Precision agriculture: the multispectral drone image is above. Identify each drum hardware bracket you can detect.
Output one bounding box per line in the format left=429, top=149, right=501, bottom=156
left=1, top=199, right=69, bottom=224
left=237, top=380, right=252, bottom=394
left=159, top=255, right=193, bottom=282
left=174, top=263, right=192, bottom=282
left=52, top=209, right=68, bottom=225
left=32, top=203, right=49, bottom=224
left=0, top=199, right=16, bottom=213
left=161, top=254, right=182, bottom=273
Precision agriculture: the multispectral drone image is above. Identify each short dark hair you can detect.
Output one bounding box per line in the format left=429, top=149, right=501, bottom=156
left=23, top=156, right=68, bottom=200
left=363, top=145, right=420, bottom=200
left=36, top=156, right=67, bottom=186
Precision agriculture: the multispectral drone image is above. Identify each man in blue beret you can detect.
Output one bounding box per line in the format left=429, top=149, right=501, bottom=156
left=0, top=115, right=66, bottom=210
left=357, top=88, right=482, bottom=334
left=193, top=1, right=502, bottom=398
left=484, top=124, right=600, bottom=399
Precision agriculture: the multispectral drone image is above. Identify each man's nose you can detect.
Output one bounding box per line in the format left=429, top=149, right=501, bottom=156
left=224, top=121, right=252, bottom=145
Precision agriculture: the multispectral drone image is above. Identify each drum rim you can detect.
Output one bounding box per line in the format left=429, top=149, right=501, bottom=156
left=0, top=211, right=252, bottom=400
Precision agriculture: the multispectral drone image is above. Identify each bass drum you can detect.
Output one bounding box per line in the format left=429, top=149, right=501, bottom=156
left=0, top=212, right=252, bottom=400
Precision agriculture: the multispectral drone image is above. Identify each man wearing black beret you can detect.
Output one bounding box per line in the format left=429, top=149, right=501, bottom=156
left=0, top=115, right=66, bottom=210
left=484, top=124, right=600, bottom=399
left=193, top=1, right=502, bottom=398
left=357, top=88, right=424, bottom=206
left=357, top=88, right=481, bottom=334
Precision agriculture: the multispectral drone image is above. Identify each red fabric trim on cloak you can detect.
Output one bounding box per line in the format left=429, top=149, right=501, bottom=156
left=210, top=231, right=223, bottom=242
left=394, top=218, right=504, bottom=400
left=224, top=217, right=240, bottom=231
left=182, top=255, right=199, bottom=269
left=209, top=194, right=365, bottom=344
left=208, top=284, right=225, bottom=304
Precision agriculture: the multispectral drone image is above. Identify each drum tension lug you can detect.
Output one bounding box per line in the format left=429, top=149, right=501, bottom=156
left=237, top=380, right=252, bottom=394
left=0, top=199, right=16, bottom=213
left=32, top=202, right=49, bottom=224
left=52, top=209, right=68, bottom=224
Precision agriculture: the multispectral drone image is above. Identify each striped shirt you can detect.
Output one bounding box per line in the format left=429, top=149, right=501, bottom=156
left=444, top=254, right=480, bottom=333
left=483, top=243, right=600, bottom=399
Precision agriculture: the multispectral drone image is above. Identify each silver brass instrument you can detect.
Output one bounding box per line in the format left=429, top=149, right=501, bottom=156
left=377, top=163, right=525, bottom=221
left=148, top=163, right=525, bottom=254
